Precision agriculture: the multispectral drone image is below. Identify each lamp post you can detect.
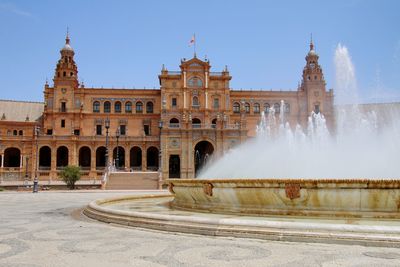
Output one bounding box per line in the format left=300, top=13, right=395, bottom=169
left=25, top=157, right=29, bottom=178
left=105, top=118, right=110, bottom=170
left=25, top=157, right=29, bottom=187
left=33, top=126, right=39, bottom=193
left=115, top=128, right=120, bottom=170
left=158, top=120, right=163, bottom=189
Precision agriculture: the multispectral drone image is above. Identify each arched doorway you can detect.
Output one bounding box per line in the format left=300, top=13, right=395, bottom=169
left=130, top=147, right=142, bottom=170
left=146, top=147, right=159, bottom=171
left=4, top=147, right=21, bottom=167
left=39, top=146, right=51, bottom=169
left=194, top=141, right=214, bottom=177
left=79, top=146, right=91, bottom=169
left=113, top=146, right=125, bottom=169
left=56, top=146, right=69, bottom=168
left=169, top=155, right=180, bottom=178
left=96, top=146, right=106, bottom=169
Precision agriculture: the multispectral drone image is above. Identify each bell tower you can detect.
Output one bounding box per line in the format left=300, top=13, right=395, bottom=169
left=301, top=38, right=327, bottom=114
left=45, top=30, right=80, bottom=136
left=53, top=30, right=78, bottom=88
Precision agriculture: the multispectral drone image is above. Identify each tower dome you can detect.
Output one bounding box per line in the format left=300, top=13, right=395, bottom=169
left=307, top=37, right=318, bottom=57
left=60, top=30, right=74, bottom=52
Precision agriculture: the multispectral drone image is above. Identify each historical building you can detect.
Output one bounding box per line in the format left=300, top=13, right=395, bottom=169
left=0, top=34, right=334, bottom=187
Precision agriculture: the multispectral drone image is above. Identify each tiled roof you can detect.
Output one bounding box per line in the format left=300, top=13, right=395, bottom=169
left=0, top=99, right=44, bottom=122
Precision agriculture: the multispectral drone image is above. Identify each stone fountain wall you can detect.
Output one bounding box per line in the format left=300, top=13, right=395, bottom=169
left=168, top=179, right=400, bottom=218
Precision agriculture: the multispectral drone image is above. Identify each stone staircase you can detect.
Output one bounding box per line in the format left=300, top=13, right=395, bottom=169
left=105, top=172, right=159, bottom=190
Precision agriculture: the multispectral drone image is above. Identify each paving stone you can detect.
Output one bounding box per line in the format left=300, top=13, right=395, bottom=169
left=0, top=191, right=400, bottom=267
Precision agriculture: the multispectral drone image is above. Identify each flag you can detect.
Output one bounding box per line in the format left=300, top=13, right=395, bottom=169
left=189, top=35, right=195, bottom=46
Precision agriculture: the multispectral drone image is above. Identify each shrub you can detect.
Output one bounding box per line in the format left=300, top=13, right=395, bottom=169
left=60, top=165, right=81, bottom=190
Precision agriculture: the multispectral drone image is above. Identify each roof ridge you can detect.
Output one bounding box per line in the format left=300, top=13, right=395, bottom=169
left=0, top=99, right=44, bottom=104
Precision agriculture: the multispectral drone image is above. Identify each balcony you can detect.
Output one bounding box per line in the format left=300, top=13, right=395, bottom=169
left=169, top=123, right=180, bottom=128
left=209, top=72, right=224, bottom=76
left=166, top=71, right=181, bottom=75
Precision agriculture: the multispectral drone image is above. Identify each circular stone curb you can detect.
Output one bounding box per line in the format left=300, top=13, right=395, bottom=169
left=83, top=194, right=400, bottom=248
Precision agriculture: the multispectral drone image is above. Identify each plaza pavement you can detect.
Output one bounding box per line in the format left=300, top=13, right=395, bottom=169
left=1, top=190, right=400, bottom=267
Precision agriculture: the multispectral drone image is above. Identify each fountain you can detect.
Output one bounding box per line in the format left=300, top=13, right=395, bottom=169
left=169, top=44, right=400, bottom=218
left=84, top=44, right=400, bottom=246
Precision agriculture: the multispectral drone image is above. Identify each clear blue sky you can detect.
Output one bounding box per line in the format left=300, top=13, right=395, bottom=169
left=0, top=0, right=399, bottom=103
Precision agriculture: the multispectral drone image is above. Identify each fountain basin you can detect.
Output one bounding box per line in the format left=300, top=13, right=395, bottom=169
left=168, top=178, right=400, bottom=218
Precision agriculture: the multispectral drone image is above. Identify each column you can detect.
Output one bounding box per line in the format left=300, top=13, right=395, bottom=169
left=126, top=151, right=131, bottom=171
left=205, top=71, right=208, bottom=88
left=183, top=71, right=187, bottom=88
left=205, top=91, right=208, bottom=109
left=90, top=147, right=96, bottom=171
left=51, top=146, right=57, bottom=179
left=20, top=155, right=23, bottom=168
left=1, top=154, right=4, bottom=168
left=73, top=143, right=77, bottom=165
left=184, top=91, right=187, bottom=109
left=124, top=147, right=129, bottom=170
left=142, top=146, right=147, bottom=171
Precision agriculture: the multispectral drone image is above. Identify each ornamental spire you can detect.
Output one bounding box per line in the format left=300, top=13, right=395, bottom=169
left=66, top=27, right=70, bottom=45
left=310, top=33, right=314, bottom=51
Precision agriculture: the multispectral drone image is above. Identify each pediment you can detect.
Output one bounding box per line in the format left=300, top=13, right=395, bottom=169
left=180, top=57, right=211, bottom=72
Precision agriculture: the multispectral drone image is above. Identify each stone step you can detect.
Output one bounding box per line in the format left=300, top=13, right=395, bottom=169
left=105, top=172, right=159, bottom=190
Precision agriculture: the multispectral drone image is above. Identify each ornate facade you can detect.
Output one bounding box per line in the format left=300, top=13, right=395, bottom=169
left=0, top=34, right=334, bottom=186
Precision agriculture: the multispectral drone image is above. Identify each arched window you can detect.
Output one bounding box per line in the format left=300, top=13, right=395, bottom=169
left=125, top=101, right=132, bottom=113
left=274, top=103, right=280, bottom=113
left=192, top=118, right=201, bottom=128
left=93, top=101, right=100, bottom=113
left=104, top=101, right=111, bottom=113
left=114, top=101, right=121, bottom=113
left=254, top=103, right=260, bottom=113
left=244, top=103, right=250, bottom=113
left=146, top=102, right=153, bottom=113
left=211, top=118, right=217, bottom=128
left=18, top=130, right=23, bottom=136
left=213, top=98, right=220, bottom=109
left=13, top=130, right=17, bottom=136
left=188, top=77, right=203, bottom=87
left=136, top=101, right=143, bottom=113
left=192, top=96, right=199, bottom=107
left=284, top=103, right=290, bottom=113
left=264, top=103, right=270, bottom=113
left=233, top=102, right=240, bottom=113
left=169, top=118, right=179, bottom=128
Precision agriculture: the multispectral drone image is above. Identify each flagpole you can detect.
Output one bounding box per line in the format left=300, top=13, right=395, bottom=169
left=193, top=33, right=196, bottom=57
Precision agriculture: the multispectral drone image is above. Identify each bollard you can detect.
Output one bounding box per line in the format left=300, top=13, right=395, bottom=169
left=33, top=177, right=39, bottom=193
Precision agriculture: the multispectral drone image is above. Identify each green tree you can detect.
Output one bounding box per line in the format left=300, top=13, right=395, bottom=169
left=60, top=165, right=81, bottom=190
